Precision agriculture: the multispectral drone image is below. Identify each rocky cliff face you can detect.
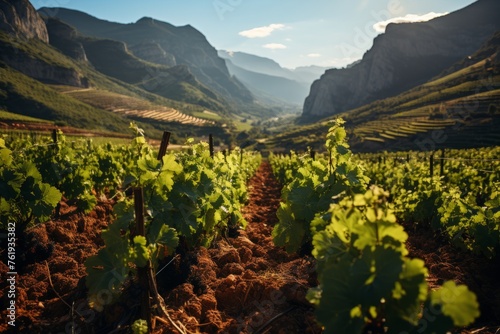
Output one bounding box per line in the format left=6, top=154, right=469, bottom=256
left=45, top=18, right=87, bottom=62
left=0, top=0, right=48, bottom=42
left=129, top=42, right=176, bottom=67
left=0, top=38, right=88, bottom=87
left=0, top=1, right=88, bottom=87
left=303, top=0, right=500, bottom=119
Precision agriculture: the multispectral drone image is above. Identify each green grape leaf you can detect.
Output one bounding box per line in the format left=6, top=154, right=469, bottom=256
left=273, top=203, right=305, bottom=253
left=0, top=148, right=13, bottom=167
left=429, top=281, right=480, bottom=327
left=19, top=162, right=42, bottom=182
left=287, top=184, right=317, bottom=221
left=113, top=200, right=135, bottom=229
left=161, top=154, right=182, bottom=174
left=314, top=255, right=367, bottom=334
left=156, top=226, right=179, bottom=253
left=312, top=230, right=345, bottom=263
left=85, top=248, right=128, bottom=296
left=31, top=183, right=62, bottom=221
left=386, top=258, right=428, bottom=328
left=131, top=236, right=149, bottom=267
left=356, top=246, right=404, bottom=306
left=148, top=218, right=179, bottom=254
left=0, top=169, right=23, bottom=199
left=101, top=223, right=130, bottom=255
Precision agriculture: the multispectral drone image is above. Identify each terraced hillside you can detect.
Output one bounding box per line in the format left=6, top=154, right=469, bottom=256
left=347, top=56, right=500, bottom=151
left=265, top=40, right=500, bottom=153
left=57, top=88, right=218, bottom=126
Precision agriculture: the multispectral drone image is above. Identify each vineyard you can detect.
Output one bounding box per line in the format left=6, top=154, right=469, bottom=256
left=58, top=88, right=217, bottom=126
left=0, top=121, right=499, bottom=333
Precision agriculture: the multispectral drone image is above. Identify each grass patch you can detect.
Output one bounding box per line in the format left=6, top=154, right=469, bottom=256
left=0, top=110, right=52, bottom=123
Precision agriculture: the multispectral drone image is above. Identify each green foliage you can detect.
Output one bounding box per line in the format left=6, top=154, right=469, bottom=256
left=271, top=121, right=481, bottom=332
left=438, top=185, right=500, bottom=258
left=131, top=319, right=148, bottom=334
left=0, top=138, right=61, bottom=230
left=308, top=186, right=480, bottom=334
left=23, top=131, right=97, bottom=213
left=359, top=147, right=500, bottom=258
left=0, top=65, right=131, bottom=133
left=85, top=123, right=261, bottom=310
left=270, top=119, right=369, bottom=253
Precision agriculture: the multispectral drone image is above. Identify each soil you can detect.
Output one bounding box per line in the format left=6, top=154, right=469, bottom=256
left=0, top=161, right=499, bottom=333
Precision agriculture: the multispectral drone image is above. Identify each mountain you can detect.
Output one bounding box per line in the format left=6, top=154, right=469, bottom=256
left=44, top=18, right=227, bottom=112
left=0, top=0, right=48, bottom=41
left=302, top=0, right=500, bottom=120
left=0, top=0, right=232, bottom=141
left=38, top=8, right=254, bottom=110
left=266, top=29, right=500, bottom=152
left=292, top=65, right=333, bottom=84
left=221, top=56, right=309, bottom=105
left=219, top=50, right=298, bottom=80
left=218, top=50, right=330, bottom=106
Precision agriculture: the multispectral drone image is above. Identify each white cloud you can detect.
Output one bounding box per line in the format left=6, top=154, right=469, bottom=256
left=262, top=43, right=287, bottom=50
left=307, top=53, right=321, bottom=58
left=373, top=12, right=448, bottom=33
left=239, top=23, right=286, bottom=38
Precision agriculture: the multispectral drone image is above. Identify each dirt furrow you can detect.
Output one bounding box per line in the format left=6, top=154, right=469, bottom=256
left=159, top=161, right=320, bottom=333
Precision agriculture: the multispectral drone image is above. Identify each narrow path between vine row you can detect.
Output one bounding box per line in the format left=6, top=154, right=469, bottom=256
left=2, top=160, right=496, bottom=333
left=160, top=161, right=321, bottom=333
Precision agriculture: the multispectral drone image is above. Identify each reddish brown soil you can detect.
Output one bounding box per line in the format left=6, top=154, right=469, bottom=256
left=405, top=224, right=500, bottom=334
left=0, top=161, right=499, bottom=333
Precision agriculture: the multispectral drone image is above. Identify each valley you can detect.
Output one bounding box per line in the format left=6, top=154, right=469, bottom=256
left=1, top=1, right=500, bottom=333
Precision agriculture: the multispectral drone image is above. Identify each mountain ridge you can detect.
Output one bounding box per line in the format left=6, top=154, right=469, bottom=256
left=38, top=7, right=255, bottom=109
left=218, top=50, right=330, bottom=106
left=266, top=28, right=500, bottom=152
left=302, top=0, right=500, bottom=120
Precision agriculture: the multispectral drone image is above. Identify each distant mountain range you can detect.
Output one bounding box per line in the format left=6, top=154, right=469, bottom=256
left=218, top=50, right=330, bottom=105
left=1, top=0, right=498, bottom=151
left=0, top=0, right=300, bottom=143
left=303, top=0, right=500, bottom=120
left=38, top=7, right=255, bottom=112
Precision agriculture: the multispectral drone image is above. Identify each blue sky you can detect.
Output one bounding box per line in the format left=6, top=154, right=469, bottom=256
left=31, top=0, right=476, bottom=69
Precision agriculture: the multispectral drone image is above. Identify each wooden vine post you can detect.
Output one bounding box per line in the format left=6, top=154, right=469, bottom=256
left=430, top=153, right=434, bottom=178
left=440, top=149, right=445, bottom=176
left=52, top=129, right=58, bottom=143
left=52, top=129, right=59, bottom=152
left=157, top=131, right=171, bottom=161
left=134, top=187, right=153, bottom=333
left=209, top=134, right=214, bottom=158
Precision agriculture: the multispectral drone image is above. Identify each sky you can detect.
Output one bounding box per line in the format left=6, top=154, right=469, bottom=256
left=31, top=0, right=477, bottom=69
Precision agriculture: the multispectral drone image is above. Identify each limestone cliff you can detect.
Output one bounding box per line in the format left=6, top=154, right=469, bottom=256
left=0, top=0, right=48, bottom=42
left=45, top=18, right=87, bottom=62
left=0, top=0, right=87, bottom=87
left=303, top=0, right=500, bottom=119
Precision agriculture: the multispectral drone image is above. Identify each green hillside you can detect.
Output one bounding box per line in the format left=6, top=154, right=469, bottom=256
left=0, top=64, right=131, bottom=133
left=264, top=38, right=500, bottom=153
left=0, top=31, right=227, bottom=140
